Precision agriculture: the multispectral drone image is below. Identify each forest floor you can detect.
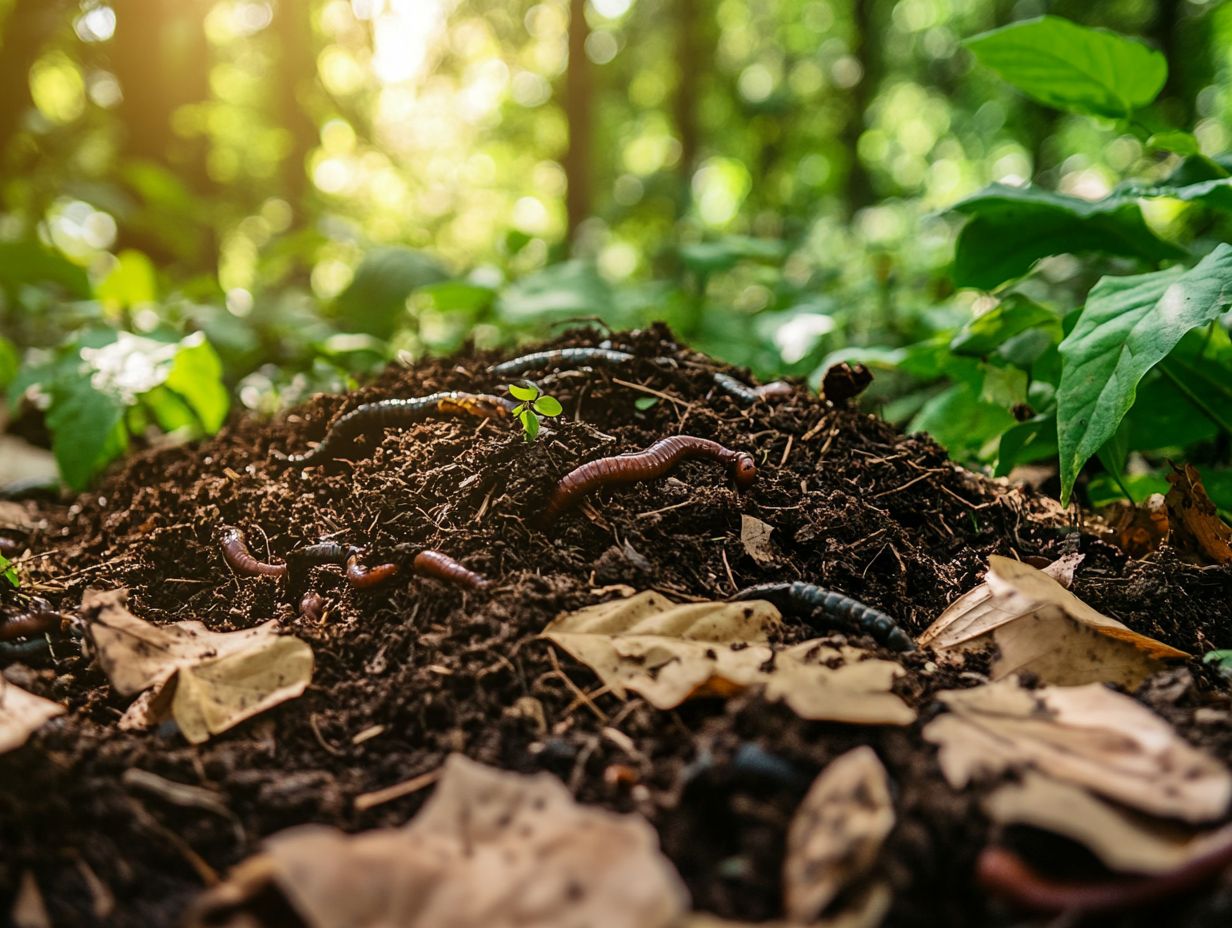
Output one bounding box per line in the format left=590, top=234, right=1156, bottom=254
left=1, top=326, right=1230, bottom=927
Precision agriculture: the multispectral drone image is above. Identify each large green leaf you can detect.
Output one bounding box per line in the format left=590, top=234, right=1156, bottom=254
left=964, top=16, right=1166, bottom=119
left=949, top=183, right=1182, bottom=290
left=164, top=332, right=229, bottom=431
left=0, top=242, right=91, bottom=299
left=909, top=381, right=1015, bottom=461
left=496, top=261, right=616, bottom=324
left=46, top=377, right=129, bottom=491
left=950, top=294, right=1059, bottom=357
left=1056, top=243, right=1232, bottom=504
left=331, top=247, right=449, bottom=338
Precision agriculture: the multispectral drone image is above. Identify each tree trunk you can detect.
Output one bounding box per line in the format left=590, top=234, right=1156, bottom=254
left=842, top=0, right=880, bottom=214
left=0, top=0, right=75, bottom=164
left=673, top=0, right=701, bottom=216
left=271, top=0, right=319, bottom=216
left=562, top=0, right=592, bottom=244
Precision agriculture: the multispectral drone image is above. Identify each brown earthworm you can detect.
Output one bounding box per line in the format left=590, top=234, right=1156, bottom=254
left=543, top=435, right=757, bottom=523
left=488, top=347, right=634, bottom=376
left=345, top=556, right=399, bottom=589
left=0, top=607, right=61, bottom=642
left=412, top=550, right=489, bottom=589
left=219, top=526, right=287, bottom=578
left=281, top=393, right=515, bottom=466
left=299, top=591, right=328, bottom=622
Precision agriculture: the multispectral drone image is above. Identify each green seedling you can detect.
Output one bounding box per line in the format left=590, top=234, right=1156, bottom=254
left=508, top=380, right=563, bottom=442
left=1203, top=649, right=1232, bottom=679
left=1, top=554, right=19, bottom=589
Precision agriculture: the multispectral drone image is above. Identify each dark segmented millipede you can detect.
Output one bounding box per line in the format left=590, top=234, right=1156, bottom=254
left=219, top=526, right=287, bottom=578
left=543, top=435, right=757, bottom=524
left=0, top=536, right=23, bottom=557
left=712, top=373, right=793, bottom=406
left=281, top=392, right=515, bottom=466
left=730, top=581, right=915, bottom=652
left=346, top=556, right=399, bottom=589
left=412, top=550, right=489, bottom=589
left=488, top=347, right=635, bottom=377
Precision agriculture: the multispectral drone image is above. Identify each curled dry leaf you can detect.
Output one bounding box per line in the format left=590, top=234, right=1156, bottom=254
left=0, top=676, right=64, bottom=755
left=924, top=677, right=1231, bottom=823
left=82, top=588, right=312, bottom=744
left=542, top=591, right=914, bottom=725
left=739, top=515, right=778, bottom=565
left=189, top=754, right=689, bottom=928
left=784, top=746, right=895, bottom=923
left=1166, top=462, right=1232, bottom=564
left=1103, top=492, right=1169, bottom=558
left=918, top=556, right=1187, bottom=688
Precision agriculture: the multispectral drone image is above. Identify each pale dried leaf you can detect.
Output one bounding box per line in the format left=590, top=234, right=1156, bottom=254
left=924, top=677, right=1231, bottom=823
left=543, top=592, right=914, bottom=725
left=0, top=676, right=64, bottom=754
left=740, top=515, right=777, bottom=565
left=82, top=588, right=312, bottom=743
left=11, top=872, right=51, bottom=928
left=917, top=556, right=1186, bottom=687
left=784, top=746, right=894, bottom=922
left=985, top=772, right=1232, bottom=875
left=0, top=500, right=41, bottom=532
left=189, top=754, right=689, bottom=928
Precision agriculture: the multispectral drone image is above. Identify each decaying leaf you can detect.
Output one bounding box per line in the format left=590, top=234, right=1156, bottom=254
left=924, top=677, right=1231, bottom=823
left=1103, top=493, right=1169, bottom=557
left=784, top=746, right=895, bottom=923
left=0, top=676, right=64, bottom=754
left=189, top=754, right=689, bottom=928
left=543, top=592, right=914, bottom=725
left=918, top=556, right=1187, bottom=687
left=985, top=772, right=1232, bottom=876
left=1166, top=462, right=1232, bottom=564
left=83, top=588, right=312, bottom=744
left=740, top=515, right=778, bottom=565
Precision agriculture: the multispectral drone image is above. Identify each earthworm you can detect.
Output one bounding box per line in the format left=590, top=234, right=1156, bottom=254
left=730, top=582, right=915, bottom=652
left=976, top=839, right=1232, bottom=914
left=299, top=591, right=328, bottom=622
left=346, top=556, right=399, bottom=589
left=412, top=550, right=489, bottom=589
left=488, top=348, right=635, bottom=377
left=0, top=536, right=22, bottom=557
left=0, top=598, right=62, bottom=642
left=712, top=373, right=793, bottom=406
left=544, top=436, right=757, bottom=523
left=219, top=526, right=287, bottom=578
left=282, top=393, right=515, bottom=466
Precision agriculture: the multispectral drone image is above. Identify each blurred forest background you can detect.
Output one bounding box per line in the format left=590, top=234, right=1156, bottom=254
left=1, top=0, right=1231, bottom=505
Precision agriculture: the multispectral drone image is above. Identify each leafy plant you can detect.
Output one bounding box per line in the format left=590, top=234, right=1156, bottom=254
left=0, top=554, right=18, bottom=589
left=507, top=381, right=563, bottom=443
left=1204, top=650, right=1232, bottom=679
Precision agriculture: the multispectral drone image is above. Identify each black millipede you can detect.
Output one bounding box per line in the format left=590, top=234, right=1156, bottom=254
left=280, top=392, right=516, bottom=466
left=544, top=435, right=757, bottom=524
left=487, top=347, right=635, bottom=377
left=712, top=373, right=793, bottom=406
left=730, top=581, right=915, bottom=652
left=220, top=526, right=287, bottom=577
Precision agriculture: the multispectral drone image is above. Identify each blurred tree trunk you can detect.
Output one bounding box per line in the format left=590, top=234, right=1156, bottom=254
left=0, top=0, right=74, bottom=163
left=674, top=0, right=701, bottom=216
left=563, top=0, right=592, bottom=244
left=272, top=0, right=319, bottom=217
left=842, top=0, right=880, bottom=214
left=1153, top=0, right=1198, bottom=125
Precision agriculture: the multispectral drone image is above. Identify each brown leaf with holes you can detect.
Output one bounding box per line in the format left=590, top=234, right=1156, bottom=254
left=1103, top=493, right=1169, bottom=558
left=542, top=591, right=914, bottom=725
left=740, top=515, right=778, bottom=565
left=188, top=754, right=689, bottom=928
left=0, top=676, right=64, bottom=755
left=918, top=556, right=1187, bottom=688
left=924, top=677, right=1231, bottom=823
left=1166, top=462, right=1232, bottom=564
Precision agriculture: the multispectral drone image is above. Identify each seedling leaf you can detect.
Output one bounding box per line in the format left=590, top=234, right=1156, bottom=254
left=508, top=382, right=539, bottom=402
left=533, top=395, right=562, bottom=417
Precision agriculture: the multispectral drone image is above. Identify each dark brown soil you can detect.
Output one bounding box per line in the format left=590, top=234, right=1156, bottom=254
left=1, top=325, right=1230, bottom=926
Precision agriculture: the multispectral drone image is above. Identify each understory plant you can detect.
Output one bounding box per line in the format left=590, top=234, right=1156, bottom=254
left=508, top=381, right=563, bottom=442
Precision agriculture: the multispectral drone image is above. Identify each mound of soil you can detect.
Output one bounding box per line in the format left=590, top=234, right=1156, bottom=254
left=1, top=326, right=1229, bottom=926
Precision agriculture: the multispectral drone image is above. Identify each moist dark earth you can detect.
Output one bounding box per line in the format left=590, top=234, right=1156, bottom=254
left=1, top=326, right=1230, bottom=926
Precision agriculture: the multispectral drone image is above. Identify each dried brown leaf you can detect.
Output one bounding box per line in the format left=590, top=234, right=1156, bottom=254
left=918, top=556, right=1187, bottom=687
left=740, top=515, right=778, bottom=565
left=784, top=746, right=894, bottom=922
left=1166, top=462, right=1232, bottom=564
left=0, top=676, right=64, bottom=754
left=924, top=677, right=1231, bottom=823
left=543, top=592, right=914, bottom=725
left=189, top=754, right=689, bottom=928
left=1103, top=493, right=1170, bottom=558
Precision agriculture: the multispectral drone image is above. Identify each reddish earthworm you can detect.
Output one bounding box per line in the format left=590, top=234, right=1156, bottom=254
left=299, top=591, right=328, bottom=622
left=219, top=526, right=287, bottom=578
left=345, top=556, right=399, bottom=589
left=712, top=373, right=793, bottom=406
left=0, top=609, right=61, bottom=642
left=412, top=550, right=489, bottom=589
left=488, top=347, right=634, bottom=377
left=730, top=582, right=915, bottom=652
left=543, top=435, right=757, bottom=523
left=282, top=393, right=516, bottom=466
left=976, top=839, right=1232, bottom=914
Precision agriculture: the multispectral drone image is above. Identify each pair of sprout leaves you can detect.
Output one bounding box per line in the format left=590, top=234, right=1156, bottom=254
left=507, top=381, right=563, bottom=442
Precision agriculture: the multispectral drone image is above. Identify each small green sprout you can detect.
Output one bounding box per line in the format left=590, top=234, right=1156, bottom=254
left=508, top=380, right=563, bottom=442
left=0, top=554, right=18, bottom=589
left=1204, top=649, right=1232, bottom=679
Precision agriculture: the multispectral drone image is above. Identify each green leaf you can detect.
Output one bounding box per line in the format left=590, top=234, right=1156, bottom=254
left=1095, top=417, right=1131, bottom=489
left=508, top=382, right=539, bottom=402
left=0, top=554, right=17, bottom=588
left=521, top=410, right=540, bottom=442
left=1203, top=650, right=1232, bottom=678
left=0, top=241, right=90, bottom=299
left=0, top=336, right=18, bottom=390
left=994, top=414, right=1058, bottom=477
left=533, top=395, right=563, bottom=417
left=964, top=16, right=1166, bottom=119
left=634, top=396, right=660, bottom=411
left=1146, top=131, right=1199, bottom=156
left=949, top=183, right=1183, bottom=290
left=46, top=377, right=129, bottom=491
left=909, top=381, right=1016, bottom=461
left=678, top=236, right=786, bottom=275
left=950, top=295, right=1059, bottom=357
left=164, top=332, right=229, bottom=432
left=415, top=280, right=497, bottom=313
left=496, top=261, right=615, bottom=325
left=980, top=363, right=1028, bottom=407
left=1057, top=243, right=1232, bottom=505
left=331, top=247, right=449, bottom=339
left=96, top=249, right=158, bottom=309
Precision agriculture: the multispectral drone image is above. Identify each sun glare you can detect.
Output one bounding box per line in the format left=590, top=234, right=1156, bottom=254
left=363, top=0, right=448, bottom=85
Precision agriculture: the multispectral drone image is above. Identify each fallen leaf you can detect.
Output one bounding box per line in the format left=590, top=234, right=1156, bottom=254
left=0, top=501, right=39, bottom=533
left=1104, top=493, right=1169, bottom=557
left=543, top=591, right=914, bottom=725
left=0, top=676, right=64, bottom=754
left=189, top=754, right=689, bottom=928
left=985, top=772, right=1232, bottom=876
left=784, top=746, right=895, bottom=922
left=1166, top=462, right=1232, bottom=564
left=11, top=871, right=51, bottom=928
left=918, top=556, right=1187, bottom=687
left=83, top=588, right=312, bottom=744
left=740, top=515, right=778, bottom=565
left=924, top=677, right=1231, bottom=823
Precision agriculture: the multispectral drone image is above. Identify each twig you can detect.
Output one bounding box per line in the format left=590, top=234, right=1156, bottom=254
left=354, top=768, right=441, bottom=813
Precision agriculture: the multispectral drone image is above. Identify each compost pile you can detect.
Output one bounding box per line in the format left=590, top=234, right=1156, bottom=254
left=1, top=326, right=1230, bottom=927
